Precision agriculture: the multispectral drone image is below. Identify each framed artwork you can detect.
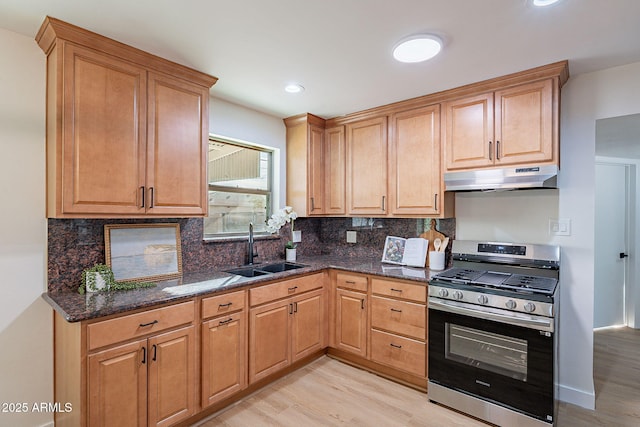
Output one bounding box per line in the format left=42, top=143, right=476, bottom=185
left=104, top=223, right=182, bottom=282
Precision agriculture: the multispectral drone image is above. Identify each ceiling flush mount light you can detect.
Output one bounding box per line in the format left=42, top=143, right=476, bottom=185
left=532, top=0, right=561, bottom=6
left=284, top=84, right=304, bottom=94
left=393, top=34, right=442, bottom=63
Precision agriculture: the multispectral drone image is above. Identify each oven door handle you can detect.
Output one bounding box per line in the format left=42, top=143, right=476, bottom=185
left=428, top=298, right=554, bottom=333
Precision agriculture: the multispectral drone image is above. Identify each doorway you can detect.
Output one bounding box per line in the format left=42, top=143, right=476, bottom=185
left=594, top=113, right=640, bottom=329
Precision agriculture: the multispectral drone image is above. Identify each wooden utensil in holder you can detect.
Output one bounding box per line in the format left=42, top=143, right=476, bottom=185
left=419, top=219, right=445, bottom=268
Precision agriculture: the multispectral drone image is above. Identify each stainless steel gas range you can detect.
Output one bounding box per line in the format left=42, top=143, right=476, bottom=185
left=428, top=240, right=560, bottom=427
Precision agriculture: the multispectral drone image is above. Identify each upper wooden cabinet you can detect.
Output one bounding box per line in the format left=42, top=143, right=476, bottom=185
left=445, top=77, right=558, bottom=171
left=285, top=114, right=340, bottom=216
left=324, top=126, right=347, bottom=215
left=389, top=104, right=452, bottom=217
left=346, top=116, right=388, bottom=215
left=36, top=17, right=217, bottom=218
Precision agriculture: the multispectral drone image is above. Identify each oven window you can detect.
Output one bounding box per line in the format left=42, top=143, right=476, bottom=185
left=445, top=323, right=528, bottom=381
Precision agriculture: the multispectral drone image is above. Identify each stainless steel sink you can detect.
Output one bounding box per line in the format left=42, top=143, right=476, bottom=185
left=225, top=262, right=306, bottom=278
left=258, top=262, right=306, bottom=273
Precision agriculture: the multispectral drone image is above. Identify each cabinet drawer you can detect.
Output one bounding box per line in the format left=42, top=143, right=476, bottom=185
left=371, top=278, right=426, bottom=303
left=370, top=329, right=426, bottom=377
left=87, top=301, right=195, bottom=351
left=371, top=296, right=426, bottom=340
left=202, top=290, right=246, bottom=319
left=335, top=272, right=368, bottom=292
left=250, top=273, right=324, bottom=307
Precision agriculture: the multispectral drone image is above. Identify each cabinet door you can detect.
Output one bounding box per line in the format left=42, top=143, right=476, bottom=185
left=291, top=289, right=326, bottom=362
left=146, top=72, right=209, bottom=216
left=61, top=43, right=147, bottom=215
left=147, top=326, right=196, bottom=427
left=335, top=288, right=368, bottom=357
left=346, top=117, right=388, bottom=215
left=494, top=79, right=554, bottom=166
left=389, top=105, right=441, bottom=215
left=201, top=312, right=247, bottom=408
left=88, top=339, right=147, bottom=427
left=324, top=126, right=346, bottom=215
left=308, top=124, right=325, bottom=215
left=249, top=299, right=291, bottom=383
left=444, top=92, right=494, bottom=171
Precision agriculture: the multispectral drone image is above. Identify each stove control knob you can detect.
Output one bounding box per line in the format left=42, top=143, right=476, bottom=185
left=438, top=289, right=449, bottom=298
left=524, top=302, right=536, bottom=313
left=505, top=300, right=517, bottom=310
left=453, top=291, right=464, bottom=300
left=477, top=295, right=489, bottom=305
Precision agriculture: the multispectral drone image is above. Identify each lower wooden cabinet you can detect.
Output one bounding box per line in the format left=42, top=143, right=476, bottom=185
left=334, top=288, right=368, bottom=357
left=249, top=276, right=327, bottom=384
left=53, top=269, right=429, bottom=427
left=200, top=290, right=248, bottom=408
left=88, top=340, right=147, bottom=427
left=369, top=278, right=427, bottom=379
left=88, top=325, right=196, bottom=427
left=201, top=311, right=247, bottom=408
left=331, top=272, right=428, bottom=385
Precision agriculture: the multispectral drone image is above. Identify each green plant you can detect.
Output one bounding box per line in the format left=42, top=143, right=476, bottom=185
left=285, top=241, right=296, bottom=249
left=79, top=264, right=156, bottom=294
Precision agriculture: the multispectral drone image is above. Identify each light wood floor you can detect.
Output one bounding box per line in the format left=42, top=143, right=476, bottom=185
left=556, top=327, right=640, bottom=426
left=197, top=328, right=640, bottom=427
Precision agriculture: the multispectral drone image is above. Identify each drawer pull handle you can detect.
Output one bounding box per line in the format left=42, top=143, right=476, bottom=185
left=390, top=308, right=403, bottom=313
left=152, top=344, right=157, bottom=362
left=390, top=343, right=403, bottom=349
left=219, top=318, right=234, bottom=326
left=390, top=288, right=403, bottom=293
left=346, top=280, right=356, bottom=284
left=139, top=320, right=159, bottom=328
left=294, top=302, right=298, bottom=313
left=218, top=302, right=233, bottom=308
left=141, top=347, right=146, bottom=364
left=361, top=299, right=365, bottom=310
left=288, top=286, right=298, bottom=291
left=149, top=187, right=155, bottom=208
left=140, top=186, right=145, bottom=208
left=289, top=303, right=293, bottom=315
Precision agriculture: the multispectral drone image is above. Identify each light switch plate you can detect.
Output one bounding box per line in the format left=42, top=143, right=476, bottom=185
left=292, top=230, right=302, bottom=243
left=346, top=231, right=357, bottom=243
left=549, top=218, right=571, bottom=236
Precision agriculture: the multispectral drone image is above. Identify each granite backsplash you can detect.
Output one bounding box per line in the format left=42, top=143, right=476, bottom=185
left=48, top=216, right=455, bottom=292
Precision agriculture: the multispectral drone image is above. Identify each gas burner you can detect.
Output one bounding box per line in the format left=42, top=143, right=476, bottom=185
left=432, top=268, right=485, bottom=283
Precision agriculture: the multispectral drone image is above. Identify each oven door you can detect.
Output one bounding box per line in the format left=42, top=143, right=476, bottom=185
left=428, top=298, right=554, bottom=422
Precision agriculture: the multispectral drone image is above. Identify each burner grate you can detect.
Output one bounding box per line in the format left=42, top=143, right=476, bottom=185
left=502, top=274, right=558, bottom=294
left=433, top=268, right=484, bottom=283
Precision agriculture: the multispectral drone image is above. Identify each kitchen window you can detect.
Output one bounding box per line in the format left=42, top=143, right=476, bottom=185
left=204, top=137, right=273, bottom=238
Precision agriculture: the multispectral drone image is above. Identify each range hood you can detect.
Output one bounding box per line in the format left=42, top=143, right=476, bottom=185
left=444, top=165, right=558, bottom=192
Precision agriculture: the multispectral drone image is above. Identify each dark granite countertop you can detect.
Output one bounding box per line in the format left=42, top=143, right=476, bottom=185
left=42, top=255, right=437, bottom=323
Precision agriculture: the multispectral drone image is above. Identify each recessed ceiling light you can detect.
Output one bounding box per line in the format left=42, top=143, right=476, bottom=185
left=284, top=84, right=304, bottom=93
left=393, top=35, right=442, bottom=63
left=532, top=0, right=561, bottom=6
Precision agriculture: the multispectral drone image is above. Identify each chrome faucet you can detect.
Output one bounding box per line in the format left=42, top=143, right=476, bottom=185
left=247, top=222, right=256, bottom=265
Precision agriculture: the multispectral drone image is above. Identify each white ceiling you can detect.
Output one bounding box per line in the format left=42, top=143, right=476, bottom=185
left=2, top=0, right=640, bottom=119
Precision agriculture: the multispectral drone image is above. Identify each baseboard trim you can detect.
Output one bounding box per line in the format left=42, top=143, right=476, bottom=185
left=558, top=384, right=595, bottom=410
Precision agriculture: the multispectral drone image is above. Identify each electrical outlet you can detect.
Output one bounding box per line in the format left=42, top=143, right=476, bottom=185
left=292, top=230, right=302, bottom=243
left=346, top=231, right=357, bottom=243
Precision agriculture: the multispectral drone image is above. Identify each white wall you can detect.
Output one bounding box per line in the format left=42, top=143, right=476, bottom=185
left=209, top=97, right=287, bottom=207
left=455, top=189, right=559, bottom=243
left=558, top=61, right=640, bottom=409
left=0, top=28, right=52, bottom=427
